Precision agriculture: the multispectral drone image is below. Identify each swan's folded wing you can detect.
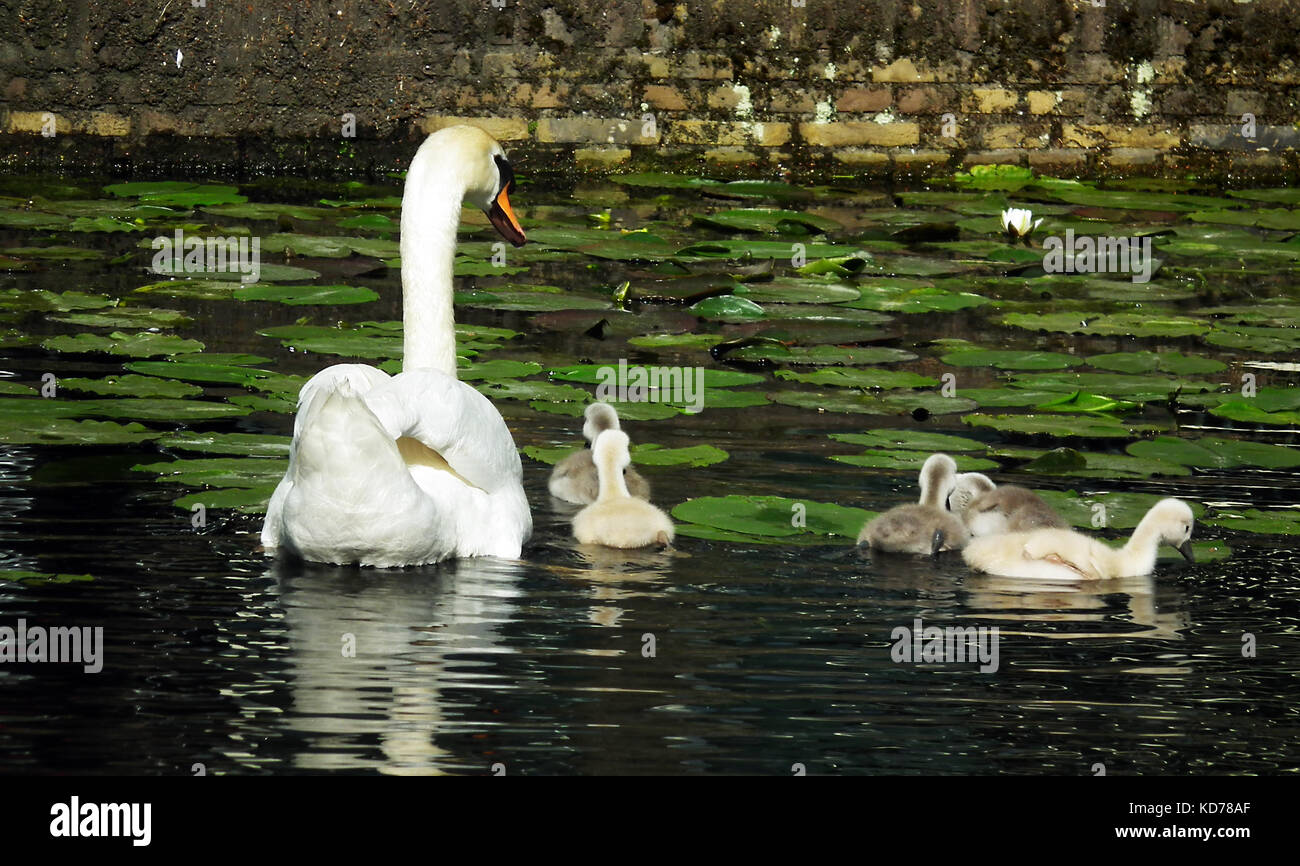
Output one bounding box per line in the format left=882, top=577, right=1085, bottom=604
left=360, top=369, right=523, bottom=493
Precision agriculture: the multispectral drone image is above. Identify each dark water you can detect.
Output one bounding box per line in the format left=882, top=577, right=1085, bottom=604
left=1, top=175, right=1298, bottom=775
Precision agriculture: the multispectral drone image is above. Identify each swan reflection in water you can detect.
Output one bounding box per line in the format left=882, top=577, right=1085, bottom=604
left=269, top=555, right=526, bottom=775
left=565, top=545, right=676, bottom=629
left=963, top=571, right=1190, bottom=641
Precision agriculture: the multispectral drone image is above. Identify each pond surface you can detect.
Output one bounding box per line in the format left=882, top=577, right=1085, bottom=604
left=1, top=166, right=1298, bottom=774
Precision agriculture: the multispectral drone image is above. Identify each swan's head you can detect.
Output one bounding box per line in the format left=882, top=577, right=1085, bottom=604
left=948, top=472, right=995, bottom=515
left=918, top=453, right=958, bottom=505
left=592, top=429, right=631, bottom=474
left=422, top=125, right=526, bottom=247
left=583, top=402, right=621, bottom=444
left=1148, top=497, right=1196, bottom=562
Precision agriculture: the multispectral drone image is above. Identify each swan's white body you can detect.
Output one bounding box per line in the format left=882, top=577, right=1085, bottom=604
left=963, top=498, right=1195, bottom=581
left=572, top=430, right=674, bottom=549
left=858, top=453, right=971, bottom=554
left=948, top=472, right=1066, bottom=536
left=548, top=402, right=650, bottom=504
left=261, top=126, right=531, bottom=567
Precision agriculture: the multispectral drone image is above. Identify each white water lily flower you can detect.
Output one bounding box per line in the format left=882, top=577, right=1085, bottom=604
left=1001, top=207, right=1042, bottom=242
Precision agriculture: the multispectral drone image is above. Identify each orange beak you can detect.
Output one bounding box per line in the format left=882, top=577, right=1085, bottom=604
left=488, top=185, right=526, bottom=247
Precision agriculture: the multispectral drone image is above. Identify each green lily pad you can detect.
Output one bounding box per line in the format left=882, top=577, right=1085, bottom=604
left=50, top=308, right=192, bottom=329
left=1002, top=311, right=1209, bottom=337
left=734, top=277, right=860, bottom=305
left=995, top=446, right=1189, bottom=478
left=689, top=295, right=766, bottom=321
left=829, top=429, right=987, bottom=452
left=173, top=485, right=277, bottom=514
left=200, top=202, right=334, bottom=221
left=105, top=181, right=246, bottom=207
left=0, top=570, right=95, bottom=586
left=124, top=360, right=272, bottom=385
left=1034, top=490, right=1206, bottom=529
left=1189, top=208, right=1300, bottom=231
left=1086, top=351, right=1227, bottom=376
left=831, top=450, right=998, bottom=471
left=946, top=164, right=1036, bottom=191
left=676, top=240, right=856, bottom=261
left=627, top=332, right=725, bottom=349
left=1206, top=324, right=1300, bottom=354
left=548, top=364, right=763, bottom=388
left=1205, top=508, right=1300, bottom=535
left=957, top=388, right=1064, bottom=408
left=0, top=418, right=160, bottom=446
left=474, top=379, right=591, bottom=403
left=528, top=399, right=682, bottom=420
left=58, top=374, right=203, bottom=398
left=133, top=456, right=288, bottom=488
left=256, top=234, right=400, bottom=260
left=726, top=345, right=917, bottom=366
left=156, top=431, right=292, bottom=457
left=520, top=445, right=580, bottom=465
left=775, top=368, right=939, bottom=390
left=133, top=279, right=254, bottom=300
left=257, top=324, right=402, bottom=359
left=695, top=208, right=840, bottom=234
left=1035, top=391, right=1140, bottom=414
left=1208, top=400, right=1300, bottom=426
left=942, top=349, right=1077, bottom=370
left=840, top=283, right=988, bottom=313
left=963, top=413, right=1168, bottom=438
left=233, top=283, right=380, bottom=305
left=41, top=331, right=205, bottom=357
left=469, top=291, right=611, bottom=312
left=629, top=443, right=730, bottom=467
left=81, top=398, right=253, bottom=421
left=1127, top=436, right=1300, bottom=469
left=0, top=288, right=116, bottom=312
left=671, top=494, right=871, bottom=539
left=1009, top=372, right=1217, bottom=402
left=457, top=360, right=543, bottom=380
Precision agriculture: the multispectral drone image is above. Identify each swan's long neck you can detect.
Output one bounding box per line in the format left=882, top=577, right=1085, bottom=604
left=596, top=451, right=631, bottom=501
left=400, top=150, right=466, bottom=375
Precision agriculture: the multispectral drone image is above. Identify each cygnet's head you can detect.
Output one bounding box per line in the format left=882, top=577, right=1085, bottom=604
left=1147, top=497, right=1196, bottom=561
left=583, top=402, right=621, bottom=444
left=948, top=472, right=996, bottom=515
left=592, top=429, right=631, bottom=474
left=414, top=125, right=525, bottom=246
left=918, top=453, right=959, bottom=506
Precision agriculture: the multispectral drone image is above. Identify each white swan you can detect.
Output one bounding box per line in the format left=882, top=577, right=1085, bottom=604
left=261, top=125, right=532, bottom=567
left=548, top=402, right=650, bottom=504
left=858, top=453, right=971, bottom=555
left=573, top=430, right=674, bottom=549
left=948, top=472, right=1066, bottom=536
left=962, top=497, right=1195, bottom=580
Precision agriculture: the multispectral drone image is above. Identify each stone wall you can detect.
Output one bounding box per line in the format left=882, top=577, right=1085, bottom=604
left=2, top=0, right=1298, bottom=180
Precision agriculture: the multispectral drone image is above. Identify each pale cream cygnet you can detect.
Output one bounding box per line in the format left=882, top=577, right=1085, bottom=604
left=573, top=430, right=674, bottom=549
left=962, top=497, right=1195, bottom=580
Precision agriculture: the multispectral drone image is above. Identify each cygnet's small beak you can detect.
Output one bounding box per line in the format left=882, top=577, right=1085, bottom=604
left=1175, top=538, right=1195, bottom=563
left=930, top=528, right=945, bottom=557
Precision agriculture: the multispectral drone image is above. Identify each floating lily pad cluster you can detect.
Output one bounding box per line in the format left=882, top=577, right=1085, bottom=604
left=3, top=164, right=1300, bottom=545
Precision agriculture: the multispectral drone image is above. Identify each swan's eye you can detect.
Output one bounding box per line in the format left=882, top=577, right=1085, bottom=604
left=493, top=154, right=516, bottom=195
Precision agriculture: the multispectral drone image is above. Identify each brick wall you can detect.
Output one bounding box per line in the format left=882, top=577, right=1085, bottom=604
left=2, top=0, right=1298, bottom=180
